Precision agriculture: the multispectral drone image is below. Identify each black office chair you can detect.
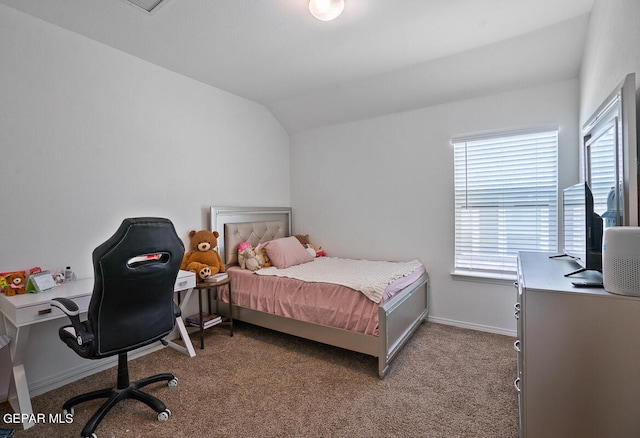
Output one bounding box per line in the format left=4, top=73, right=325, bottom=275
left=50, top=217, right=184, bottom=438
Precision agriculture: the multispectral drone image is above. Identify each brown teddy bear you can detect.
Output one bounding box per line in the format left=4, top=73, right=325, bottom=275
left=180, top=230, right=226, bottom=280
left=2, top=272, right=27, bottom=296
left=294, top=234, right=326, bottom=257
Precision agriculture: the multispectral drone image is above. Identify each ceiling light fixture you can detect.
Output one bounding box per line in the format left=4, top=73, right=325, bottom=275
left=309, top=0, right=345, bottom=21
left=123, top=0, right=170, bottom=14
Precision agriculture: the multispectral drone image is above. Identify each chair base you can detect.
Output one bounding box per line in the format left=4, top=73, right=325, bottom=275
left=64, top=353, right=176, bottom=437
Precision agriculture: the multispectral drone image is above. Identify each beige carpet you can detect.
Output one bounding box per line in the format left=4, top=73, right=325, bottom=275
left=1, top=322, right=518, bottom=437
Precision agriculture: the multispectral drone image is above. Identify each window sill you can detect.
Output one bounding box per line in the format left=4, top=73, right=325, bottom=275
left=451, top=270, right=516, bottom=286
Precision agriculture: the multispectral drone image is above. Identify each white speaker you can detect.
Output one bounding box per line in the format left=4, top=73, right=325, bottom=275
left=603, top=226, right=640, bottom=296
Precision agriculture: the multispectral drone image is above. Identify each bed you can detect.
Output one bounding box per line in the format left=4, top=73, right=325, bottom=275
left=209, top=206, right=429, bottom=378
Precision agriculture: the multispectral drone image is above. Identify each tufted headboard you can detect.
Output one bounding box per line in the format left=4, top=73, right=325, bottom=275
left=210, top=206, right=291, bottom=265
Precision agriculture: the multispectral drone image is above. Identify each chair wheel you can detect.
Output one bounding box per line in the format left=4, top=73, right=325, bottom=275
left=168, top=377, right=178, bottom=387
left=158, top=409, right=171, bottom=422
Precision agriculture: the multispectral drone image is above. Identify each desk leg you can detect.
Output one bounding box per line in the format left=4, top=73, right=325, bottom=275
left=171, top=317, right=196, bottom=358
left=3, top=317, right=36, bottom=430
left=167, top=288, right=196, bottom=358
left=10, top=365, right=34, bottom=429
left=0, top=337, right=10, bottom=403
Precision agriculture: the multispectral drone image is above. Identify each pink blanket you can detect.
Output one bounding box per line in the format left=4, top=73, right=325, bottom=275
left=221, top=263, right=426, bottom=336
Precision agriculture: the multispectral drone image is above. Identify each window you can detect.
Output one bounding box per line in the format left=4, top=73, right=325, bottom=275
left=453, top=129, right=558, bottom=278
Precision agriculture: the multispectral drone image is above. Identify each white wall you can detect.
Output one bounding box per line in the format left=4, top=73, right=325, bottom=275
left=0, top=5, right=290, bottom=392
left=0, top=5, right=290, bottom=280
left=580, top=0, right=640, bottom=125
left=291, top=79, right=580, bottom=335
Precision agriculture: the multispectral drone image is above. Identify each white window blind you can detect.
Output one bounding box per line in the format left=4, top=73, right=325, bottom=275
left=453, top=129, right=558, bottom=277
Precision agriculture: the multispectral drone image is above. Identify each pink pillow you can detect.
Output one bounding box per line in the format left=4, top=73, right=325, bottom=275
left=263, top=236, right=314, bottom=269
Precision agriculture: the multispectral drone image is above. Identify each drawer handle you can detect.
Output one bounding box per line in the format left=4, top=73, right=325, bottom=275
left=514, top=340, right=521, bottom=353
left=38, top=308, right=52, bottom=315
left=514, top=377, right=521, bottom=393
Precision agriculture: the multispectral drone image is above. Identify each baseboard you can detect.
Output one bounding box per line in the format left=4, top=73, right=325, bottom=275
left=427, top=316, right=517, bottom=337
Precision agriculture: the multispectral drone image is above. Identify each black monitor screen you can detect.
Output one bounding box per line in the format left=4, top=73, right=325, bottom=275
left=562, top=181, right=603, bottom=272
left=563, top=183, right=587, bottom=266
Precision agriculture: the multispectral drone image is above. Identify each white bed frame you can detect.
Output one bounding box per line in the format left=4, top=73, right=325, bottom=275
left=210, top=206, right=429, bottom=378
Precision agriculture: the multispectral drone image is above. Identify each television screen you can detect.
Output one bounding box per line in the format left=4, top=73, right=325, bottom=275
left=563, top=183, right=587, bottom=266
left=562, top=182, right=603, bottom=275
left=562, top=184, right=587, bottom=267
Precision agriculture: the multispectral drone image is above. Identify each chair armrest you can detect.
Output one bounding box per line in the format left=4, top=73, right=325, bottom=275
left=49, top=297, right=80, bottom=316
left=49, top=298, right=94, bottom=346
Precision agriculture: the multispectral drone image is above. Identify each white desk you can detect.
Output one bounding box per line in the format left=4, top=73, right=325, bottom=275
left=0, top=269, right=196, bottom=430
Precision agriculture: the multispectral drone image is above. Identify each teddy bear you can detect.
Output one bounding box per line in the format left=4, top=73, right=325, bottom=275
left=254, top=243, right=271, bottom=268
left=294, top=234, right=326, bottom=257
left=237, top=242, right=261, bottom=271
left=180, top=229, right=226, bottom=280
left=2, top=272, right=27, bottom=296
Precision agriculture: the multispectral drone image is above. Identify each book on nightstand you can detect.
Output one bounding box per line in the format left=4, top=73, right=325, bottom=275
left=185, top=312, right=222, bottom=328
left=204, top=273, right=228, bottom=283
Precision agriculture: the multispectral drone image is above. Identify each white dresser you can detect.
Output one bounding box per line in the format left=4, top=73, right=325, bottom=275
left=515, top=252, right=640, bottom=438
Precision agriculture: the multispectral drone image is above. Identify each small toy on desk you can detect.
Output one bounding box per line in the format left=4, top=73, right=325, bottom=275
left=238, top=242, right=261, bottom=271
left=53, top=270, right=66, bottom=285
left=181, top=229, right=225, bottom=281
left=0, top=272, right=26, bottom=296
left=51, top=267, right=75, bottom=285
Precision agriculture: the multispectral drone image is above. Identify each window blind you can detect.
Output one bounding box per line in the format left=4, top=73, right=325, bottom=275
left=453, top=129, right=558, bottom=276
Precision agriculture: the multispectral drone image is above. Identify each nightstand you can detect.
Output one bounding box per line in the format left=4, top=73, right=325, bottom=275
left=190, top=277, right=233, bottom=349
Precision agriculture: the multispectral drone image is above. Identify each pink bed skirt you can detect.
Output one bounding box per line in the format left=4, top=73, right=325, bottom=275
left=219, top=264, right=426, bottom=336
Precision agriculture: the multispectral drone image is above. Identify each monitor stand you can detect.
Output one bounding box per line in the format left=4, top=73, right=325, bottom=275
left=564, top=266, right=586, bottom=277
left=548, top=253, right=580, bottom=275
left=548, top=254, right=596, bottom=277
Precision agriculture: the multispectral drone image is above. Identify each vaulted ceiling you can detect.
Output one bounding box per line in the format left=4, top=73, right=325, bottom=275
left=0, top=0, right=595, bottom=132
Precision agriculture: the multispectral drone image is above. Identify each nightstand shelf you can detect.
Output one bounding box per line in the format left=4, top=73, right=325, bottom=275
left=191, top=277, right=233, bottom=349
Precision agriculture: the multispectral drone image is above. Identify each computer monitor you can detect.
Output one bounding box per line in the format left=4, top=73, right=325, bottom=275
left=562, top=182, right=603, bottom=276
